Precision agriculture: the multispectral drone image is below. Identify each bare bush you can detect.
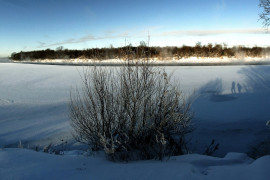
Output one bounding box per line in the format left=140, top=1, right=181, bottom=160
left=248, top=138, right=270, bottom=159
left=70, top=60, right=193, bottom=161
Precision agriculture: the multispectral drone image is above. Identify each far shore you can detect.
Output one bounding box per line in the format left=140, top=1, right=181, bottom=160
left=11, top=57, right=270, bottom=66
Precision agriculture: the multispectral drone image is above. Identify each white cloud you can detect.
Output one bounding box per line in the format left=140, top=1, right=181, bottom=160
left=37, top=28, right=268, bottom=48
left=159, top=29, right=267, bottom=37
left=36, top=30, right=134, bottom=48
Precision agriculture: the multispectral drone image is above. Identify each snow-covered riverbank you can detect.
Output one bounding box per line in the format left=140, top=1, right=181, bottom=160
left=12, top=57, right=270, bottom=66
left=1, top=148, right=269, bottom=180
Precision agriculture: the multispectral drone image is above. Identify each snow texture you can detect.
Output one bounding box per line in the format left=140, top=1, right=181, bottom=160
left=0, top=148, right=269, bottom=180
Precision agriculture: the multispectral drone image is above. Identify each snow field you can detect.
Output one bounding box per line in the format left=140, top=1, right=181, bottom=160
left=0, top=62, right=270, bottom=179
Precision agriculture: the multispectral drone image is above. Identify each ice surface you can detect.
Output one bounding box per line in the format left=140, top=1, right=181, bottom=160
left=0, top=63, right=270, bottom=153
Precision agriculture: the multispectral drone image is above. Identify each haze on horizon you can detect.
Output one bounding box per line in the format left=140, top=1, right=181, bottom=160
left=0, top=0, right=268, bottom=57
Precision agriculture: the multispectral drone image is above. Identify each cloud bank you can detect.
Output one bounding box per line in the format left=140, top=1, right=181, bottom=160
left=37, top=28, right=267, bottom=48
left=159, top=29, right=267, bottom=37
left=37, top=32, right=132, bottom=48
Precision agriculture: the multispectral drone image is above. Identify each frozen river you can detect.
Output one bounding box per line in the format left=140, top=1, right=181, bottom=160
left=0, top=62, right=270, bottom=156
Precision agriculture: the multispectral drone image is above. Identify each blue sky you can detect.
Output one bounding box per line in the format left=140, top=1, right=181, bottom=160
left=0, top=0, right=268, bottom=57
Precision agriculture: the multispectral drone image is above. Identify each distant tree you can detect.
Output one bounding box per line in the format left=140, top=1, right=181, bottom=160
left=259, top=0, right=270, bottom=29
left=10, top=43, right=269, bottom=61
left=195, top=42, right=202, bottom=57
left=139, top=41, right=147, bottom=47
left=10, top=52, right=16, bottom=59
left=56, top=46, right=64, bottom=51
left=195, top=41, right=202, bottom=47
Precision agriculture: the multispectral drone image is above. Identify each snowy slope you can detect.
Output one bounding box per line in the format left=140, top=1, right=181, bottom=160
left=0, top=148, right=269, bottom=180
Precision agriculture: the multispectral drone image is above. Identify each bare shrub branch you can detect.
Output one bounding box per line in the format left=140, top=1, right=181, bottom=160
left=259, top=0, right=270, bottom=29
left=70, top=58, right=193, bottom=161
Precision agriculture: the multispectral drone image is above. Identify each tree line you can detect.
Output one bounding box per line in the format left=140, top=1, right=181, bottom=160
left=10, top=43, right=270, bottom=61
